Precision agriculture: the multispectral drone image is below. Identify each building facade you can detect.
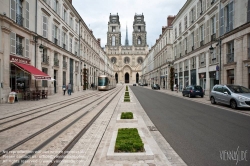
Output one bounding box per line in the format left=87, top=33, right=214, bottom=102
left=0, top=0, right=113, bottom=103
left=141, top=16, right=174, bottom=89
left=105, top=13, right=148, bottom=84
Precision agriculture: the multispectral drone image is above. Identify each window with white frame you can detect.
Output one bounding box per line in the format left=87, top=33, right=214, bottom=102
left=175, top=28, right=177, bottom=39
left=52, top=24, right=60, bottom=46
left=179, top=22, right=182, bottom=36
left=69, top=37, right=73, bottom=53
left=211, top=16, right=216, bottom=35
left=210, top=46, right=218, bottom=64
left=227, top=40, right=234, bottom=63
left=185, top=37, right=187, bottom=52
left=10, top=0, right=29, bottom=28
left=75, top=22, right=78, bottom=33
left=10, top=32, right=29, bottom=57
left=70, top=17, right=73, bottom=29
left=200, top=25, right=204, bottom=42
left=191, top=57, right=196, bottom=69
left=75, top=41, right=78, bottom=56
left=184, top=59, right=189, bottom=70
left=220, top=1, right=234, bottom=35
left=42, top=14, right=48, bottom=38
left=199, top=53, right=205, bottom=67
left=62, top=32, right=67, bottom=49
left=63, top=9, right=67, bottom=22
left=191, top=32, right=194, bottom=48
left=184, top=16, right=187, bottom=30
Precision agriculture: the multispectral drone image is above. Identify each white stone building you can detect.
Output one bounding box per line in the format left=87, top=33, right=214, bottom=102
left=0, top=0, right=112, bottom=103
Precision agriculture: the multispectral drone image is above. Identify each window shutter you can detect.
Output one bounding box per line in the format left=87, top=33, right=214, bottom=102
left=248, top=0, right=250, bottom=22
left=66, top=34, right=68, bottom=50
left=25, top=39, right=29, bottom=57
left=207, top=0, right=210, bottom=9
left=10, top=0, right=16, bottom=21
left=216, top=13, right=219, bottom=38
left=193, top=6, right=196, bottom=21
left=202, top=0, right=206, bottom=12
left=52, top=23, right=55, bottom=41
left=220, top=7, right=224, bottom=36
left=196, top=29, right=199, bottom=48
left=10, top=32, right=16, bottom=54
left=58, top=2, right=61, bottom=16
left=189, top=10, right=192, bottom=25
left=42, top=15, right=48, bottom=38
left=228, top=1, right=234, bottom=31
left=65, top=12, right=68, bottom=24
left=25, top=1, right=29, bottom=29
left=58, top=28, right=60, bottom=46
left=206, top=20, right=209, bottom=44
left=62, top=31, right=64, bottom=46
left=197, top=1, right=201, bottom=18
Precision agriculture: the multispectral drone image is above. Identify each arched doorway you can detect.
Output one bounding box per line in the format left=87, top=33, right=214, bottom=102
left=136, top=73, right=139, bottom=83
left=125, top=73, right=129, bottom=83
left=115, top=73, right=118, bottom=83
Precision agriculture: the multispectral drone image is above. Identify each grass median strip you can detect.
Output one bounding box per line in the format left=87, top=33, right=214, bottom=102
left=115, top=128, right=144, bottom=152
left=121, top=112, right=133, bottom=119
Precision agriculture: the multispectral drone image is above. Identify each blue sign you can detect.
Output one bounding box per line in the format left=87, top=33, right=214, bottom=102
left=216, top=65, right=220, bottom=71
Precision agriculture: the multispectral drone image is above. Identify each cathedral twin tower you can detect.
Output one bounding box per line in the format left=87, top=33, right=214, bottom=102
left=105, top=13, right=148, bottom=84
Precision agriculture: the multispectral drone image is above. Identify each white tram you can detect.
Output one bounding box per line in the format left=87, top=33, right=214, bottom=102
left=97, top=75, right=116, bottom=91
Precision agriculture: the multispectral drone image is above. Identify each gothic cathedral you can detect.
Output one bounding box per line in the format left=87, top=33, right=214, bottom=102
left=105, top=13, right=148, bottom=84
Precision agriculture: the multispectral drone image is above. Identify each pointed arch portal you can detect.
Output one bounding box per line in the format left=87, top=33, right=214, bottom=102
left=136, top=73, right=139, bottom=83
left=125, top=73, right=129, bottom=83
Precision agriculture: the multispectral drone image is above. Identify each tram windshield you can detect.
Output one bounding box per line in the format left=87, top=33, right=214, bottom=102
left=98, top=77, right=108, bottom=86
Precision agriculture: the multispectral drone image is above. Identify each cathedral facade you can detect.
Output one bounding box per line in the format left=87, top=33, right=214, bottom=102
left=105, top=13, right=148, bottom=84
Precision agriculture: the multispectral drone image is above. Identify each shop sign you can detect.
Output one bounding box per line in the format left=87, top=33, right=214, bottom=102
left=10, top=55, right=30, bottom=64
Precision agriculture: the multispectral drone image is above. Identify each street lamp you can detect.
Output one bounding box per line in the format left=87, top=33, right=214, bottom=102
left=39, top=44, right=44, bottom=53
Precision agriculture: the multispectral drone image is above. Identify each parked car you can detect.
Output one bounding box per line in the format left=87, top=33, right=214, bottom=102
left=210, top=84, right=250, bottom=109
left=133, top=83, right=137, bottom=86
left=182, top=85, right=204, bottom=98
left=151, top=84, right=160, bottom=90
left=144, top=83, right=148, bottom=86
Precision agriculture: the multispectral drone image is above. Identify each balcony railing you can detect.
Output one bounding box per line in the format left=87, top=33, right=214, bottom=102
left=210, top=54, right=218, bottom=65
left=211, top=34, right=216, bottom=41
left=200, top=61, right=206, bottom=67
left=200, top=40, right=204, bottom=46
left=54, top=58, right=59, bottom=66
left=248, top=48, right=250, bottom=59
left=63, top=61, right=67, bottom=68
left=54, top=38, right=58, bottom=45
left=227, top=53, right=234, bottom=63
left=75, top=66, right=79, bottom=72
left=16, top=43, right=23, bottom=56
left=42, top=55, right=49, bottom=65
left=16, top=13, right=24, bottom=27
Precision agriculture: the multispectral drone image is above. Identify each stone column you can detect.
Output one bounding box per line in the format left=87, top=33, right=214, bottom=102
left=235, top=36, right=243, bottom=85
left=1, top=25, right=11, bottom=103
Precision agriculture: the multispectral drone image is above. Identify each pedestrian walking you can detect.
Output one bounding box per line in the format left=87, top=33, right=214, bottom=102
left=67, top=82, right=72, bottom=95
left=62, top=84, right=66, bottom=95
left=91, top=83, right=94, bottom=90
left=176, top=83, right=179, bottom=93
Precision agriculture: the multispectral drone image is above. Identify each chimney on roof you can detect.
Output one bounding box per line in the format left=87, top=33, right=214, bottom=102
left=167, top=15, right=175, bottom=27
left=97, top=38, right=101, bottom=46
left=68, top=0, right=72, bottom=4
left=162, top=26, right=167, bottom=33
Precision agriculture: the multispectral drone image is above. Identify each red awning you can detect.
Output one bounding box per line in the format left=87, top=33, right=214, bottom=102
left=12, top=62, right=51, bottom=80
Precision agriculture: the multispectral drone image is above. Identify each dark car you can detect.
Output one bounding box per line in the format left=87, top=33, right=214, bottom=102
left=182, top=85, right=204, bottom=98
left=133, top=83, right=137, bottom=86
left=144, top=83, right=148, bottom=86
left=151, top=84, right=160, bottom=90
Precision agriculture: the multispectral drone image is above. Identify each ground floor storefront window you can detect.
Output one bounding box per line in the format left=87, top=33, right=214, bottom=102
left=227, top=69, right=234, bottom=84
left=10, top=64, right=31, bottom=92
left=190, top=69, right=196, bottom=85
left=209, top=71, right=219, bottom=91
left=199, top=73, right=206, bottom=92
left=184, top=71, right=189, bottom=87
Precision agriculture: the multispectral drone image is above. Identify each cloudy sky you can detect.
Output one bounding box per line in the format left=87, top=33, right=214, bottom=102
left=72, top=0, right=187, bottom=48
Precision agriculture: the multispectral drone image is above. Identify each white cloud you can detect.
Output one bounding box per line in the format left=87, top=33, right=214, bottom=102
left=73, top=0, right=186, bottom=48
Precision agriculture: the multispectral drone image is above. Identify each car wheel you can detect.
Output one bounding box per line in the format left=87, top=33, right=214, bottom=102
left=182, top=93, right=185, bottom=97
left=201, top=95, right=204, bottom=98
left=230, top=100, right=237, bottom=109
left=210, top=97, right=216, bottom=104
left=189, top=93, right=192, bottom=98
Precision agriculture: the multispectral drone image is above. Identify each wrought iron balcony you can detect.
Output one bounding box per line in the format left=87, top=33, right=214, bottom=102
left=54, top=38, right=58, bottom=45
left=200, top=61, right=206, bottom=67
left=63, top=61, right=67, bottom=68
left=54, top=58, right=59, bottom=67
left=248, top=48, right=250, bottom=59
left=16, top=13, right=24, bottom=27
left=211, top=34, right=216, bottom=41
left=16, top=43, right=23, bottom=56
left=200, top=40, right=204, bottom=47
left=227, top=53, right=234, bottom=63
left=42, top=55, right=49, bottom=65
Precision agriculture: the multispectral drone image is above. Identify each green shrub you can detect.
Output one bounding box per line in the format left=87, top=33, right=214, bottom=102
left=115, top=128, right=144, bottom=152
left=124, top=98, right=130, bottom=102
left=121, top=112, right=133, bottom=119
left=126, top=86, right=128, bottom=91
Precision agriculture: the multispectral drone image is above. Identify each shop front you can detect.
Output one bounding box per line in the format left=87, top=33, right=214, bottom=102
left=199, top=73, right=206, bottom=91
left=184, top=71, right=189, bottom=88
left=209, top=71, right=219, bottom=91
left=10, top=55, right=51, bottom=100
left=179, top=72, right=183, bottom=91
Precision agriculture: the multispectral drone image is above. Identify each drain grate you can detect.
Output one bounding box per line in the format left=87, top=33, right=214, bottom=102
left=148, top=126, right=158, bottom=131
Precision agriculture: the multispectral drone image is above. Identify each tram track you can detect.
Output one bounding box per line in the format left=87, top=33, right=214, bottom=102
left=0, top=91, right=106, bottom=132
left=0, top=87, right=121, bottom=160
left=0, top=91, right=101, bottom=122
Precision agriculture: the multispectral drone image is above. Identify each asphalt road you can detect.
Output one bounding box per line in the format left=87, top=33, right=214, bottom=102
left=130, top=86, right=250, bottom=166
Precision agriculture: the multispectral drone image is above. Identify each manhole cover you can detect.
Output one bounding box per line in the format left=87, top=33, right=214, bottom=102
left=148, top=126, right=158, bottom=131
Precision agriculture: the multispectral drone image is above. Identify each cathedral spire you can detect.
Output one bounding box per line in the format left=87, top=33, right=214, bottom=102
left=125, top=24, right=129, bottom=46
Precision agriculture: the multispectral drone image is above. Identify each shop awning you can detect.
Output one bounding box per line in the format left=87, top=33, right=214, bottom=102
left=12, top=62, right=51, bottom=80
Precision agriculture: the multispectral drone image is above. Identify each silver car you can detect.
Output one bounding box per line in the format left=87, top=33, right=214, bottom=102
left=210, top=85, right=250, bottom=109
